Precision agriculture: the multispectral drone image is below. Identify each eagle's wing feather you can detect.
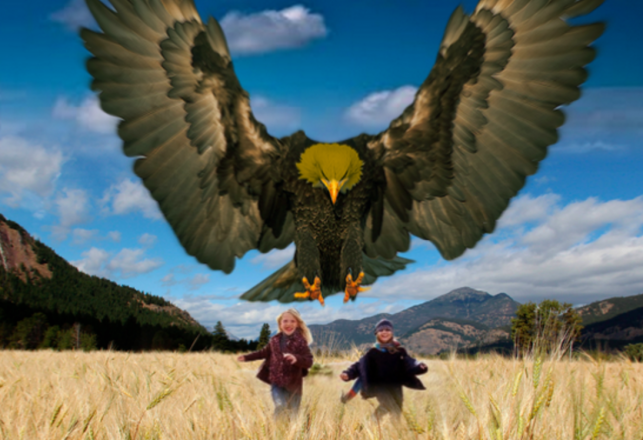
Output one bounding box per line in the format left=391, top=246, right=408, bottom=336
left=82, top=0, right=293, bottom=273
left=364, top=0, right=604, bottom=261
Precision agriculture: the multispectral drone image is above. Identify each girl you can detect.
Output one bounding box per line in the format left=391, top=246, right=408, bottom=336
left=340, top=319, right=427, bottom=420
left=237, top=308, right=314, bottom=418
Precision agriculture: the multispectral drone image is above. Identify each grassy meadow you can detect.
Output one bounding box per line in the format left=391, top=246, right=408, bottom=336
left=1, top=349, right=642, bottom=439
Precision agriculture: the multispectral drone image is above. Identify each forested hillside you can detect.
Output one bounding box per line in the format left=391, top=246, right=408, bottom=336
left=0, top=214, right=256, bottom=352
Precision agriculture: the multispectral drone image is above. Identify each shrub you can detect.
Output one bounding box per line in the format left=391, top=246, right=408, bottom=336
left=308, top=362, right=333, bottom=376
left=624, top=343, right=643, bottom=362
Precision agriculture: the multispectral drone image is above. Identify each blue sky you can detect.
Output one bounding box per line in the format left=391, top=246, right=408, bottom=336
left=1, top=0, right=642, bottom=339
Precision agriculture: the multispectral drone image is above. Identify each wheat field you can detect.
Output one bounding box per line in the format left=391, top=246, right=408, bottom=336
left=0, top=350, right=642, bottom=439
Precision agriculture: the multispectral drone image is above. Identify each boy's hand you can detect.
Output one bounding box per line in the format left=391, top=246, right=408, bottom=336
left=340, top=373, right=349, bottom=381
left=237, top=355, right=245, bottom=362
left=284, top=353, right=297, bottom=364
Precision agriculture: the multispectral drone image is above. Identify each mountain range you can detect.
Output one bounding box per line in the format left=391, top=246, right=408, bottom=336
left=310, top=287, right=643, bottom=354
left=309, top=287, right=520, bottom=353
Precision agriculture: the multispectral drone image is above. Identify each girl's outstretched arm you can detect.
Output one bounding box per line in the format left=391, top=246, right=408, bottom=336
left=240, top=343, right=271, bottom=362
left=342, top=360, right=360, bottom=381
left=403, top=351, right=428, bottom=375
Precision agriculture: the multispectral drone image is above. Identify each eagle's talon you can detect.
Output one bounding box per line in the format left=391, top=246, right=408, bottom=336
left=294, top=276, right=324, bottom=306
left=344, top=271, right=369, bottom=303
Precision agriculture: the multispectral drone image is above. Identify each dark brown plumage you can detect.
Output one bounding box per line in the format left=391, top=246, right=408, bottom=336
left=82, top=0, right=605, bottom=304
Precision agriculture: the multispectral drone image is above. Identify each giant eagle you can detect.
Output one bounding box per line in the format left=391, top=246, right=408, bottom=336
left=82, top=0, right=604, bottom=305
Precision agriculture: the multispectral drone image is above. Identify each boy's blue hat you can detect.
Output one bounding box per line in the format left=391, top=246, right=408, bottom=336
left=374, top=319, right=393, bottom=334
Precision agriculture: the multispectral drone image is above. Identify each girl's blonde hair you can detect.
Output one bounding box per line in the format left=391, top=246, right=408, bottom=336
left=277, top=308, right=313, bottom=345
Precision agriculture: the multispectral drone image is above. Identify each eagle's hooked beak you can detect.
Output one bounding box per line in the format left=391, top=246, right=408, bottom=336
left=322, top=179, right=346, bottom=204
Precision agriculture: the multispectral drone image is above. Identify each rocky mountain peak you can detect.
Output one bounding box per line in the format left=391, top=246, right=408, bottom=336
left=0, top=216, right=52, bottom=282
left=435, top=287, right=492, bottom=303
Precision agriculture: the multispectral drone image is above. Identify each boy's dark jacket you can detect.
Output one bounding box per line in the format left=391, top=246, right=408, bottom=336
left=343, top=347, right=426, bottom=398
left=244, top=330, right=313, bottom=394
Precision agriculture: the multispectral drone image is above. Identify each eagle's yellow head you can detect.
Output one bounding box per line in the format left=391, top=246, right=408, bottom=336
left=296, top=143, right=363, bottom=204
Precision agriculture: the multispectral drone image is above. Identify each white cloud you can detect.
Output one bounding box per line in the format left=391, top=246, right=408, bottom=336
left=173, top=264, right=198, bottom=274
left=51, top=188, right=91, bottom=240
left=251, top=244, right=295, bottom=269
left=56, top=189, right=90, bottom=226
left=496, top=193, right=560, bottom=228
left=72, top=228, right=98, bottom=245
left=0, top=136, right=63, bottom=206
left=534, top=175, right=554, bottom=186
left=101, top=178, right=162, bottom=220
left=521, top=198, right=643, bottom=254
left=138, top=233, right=157, bottom=247
left=160, top=264, right=200, bottom=288
left=369, top=194, right=643, bottom=305
left=189, top=273, right=210, bottom=290
left=50, top=0, right=94, bottom=31
left=221, top=5, right=327, bottom=55
left=566, top=88, right=643, bottom=132
left=556, top=141, right=625, bottom=154
left=159, top=269, right=210, bottom=290
left=73, top=247, right=163, bottom=279
left=250, top=97, right=300, bottom=132
left=73, top=247, right=111, bottom=277
left=161, top=273, right=178, bottom=287
left=108, top=248, right=164, bottom=278
left=345, top=86, right=417, bottom=127
left=557, top=87, right=643, bottom=153
left=72, top=229, right=123, bottom=245
left=53, top=95, right=119, bottom=134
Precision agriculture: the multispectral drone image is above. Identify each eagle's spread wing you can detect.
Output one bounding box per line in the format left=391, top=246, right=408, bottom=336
left=364, top=0, right=604, bottom=261
left=82, top=0, right=294, bottom=273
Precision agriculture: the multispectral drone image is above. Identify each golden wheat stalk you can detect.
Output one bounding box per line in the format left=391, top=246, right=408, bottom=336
left=591, top=407, right=606, bottom=440
left=146, top=387, right=175, bottom=411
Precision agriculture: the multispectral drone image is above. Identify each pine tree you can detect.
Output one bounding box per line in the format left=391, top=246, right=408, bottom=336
left=40, top=325, right=61, bottom=349
left=212, top=321, right=229, bottom=351
left=10, top=312, right=48, bottom=349
left=257, top=323, right=271, bottom=349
